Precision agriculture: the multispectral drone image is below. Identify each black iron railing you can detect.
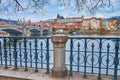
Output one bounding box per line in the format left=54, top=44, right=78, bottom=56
left=67, top=37, right=120, bottom=80
left=0, top=36, right=52, bottom=74
left=0, top=36, right=120, bottom=80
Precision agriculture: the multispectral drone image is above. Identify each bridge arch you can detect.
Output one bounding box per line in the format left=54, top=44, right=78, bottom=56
left=42, top=28, right=49, bottom=35
left=29, top=27, right=41, bottom=36
left=42, top=28, right=53, bottom=35
left=0, top=28, right=23, bottom=36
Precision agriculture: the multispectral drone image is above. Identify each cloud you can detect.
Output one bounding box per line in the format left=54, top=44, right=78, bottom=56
left=59, top=6, right=68, bottom=10
left=92, top=14, right=105, bottom=18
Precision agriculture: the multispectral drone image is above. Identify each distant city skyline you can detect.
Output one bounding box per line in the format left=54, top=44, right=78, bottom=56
left=0, top=0, right=120, bottom=22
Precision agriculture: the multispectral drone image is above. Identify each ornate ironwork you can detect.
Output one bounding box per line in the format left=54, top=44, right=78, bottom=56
left=67, top=37, right=120, bottom=80
left=0, top=36, right=120, bottom=80
left=0, top=36, right=51, bottom=73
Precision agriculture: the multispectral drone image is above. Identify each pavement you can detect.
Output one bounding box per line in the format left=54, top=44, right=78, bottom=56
left=0, top=66, right=119, bottom=80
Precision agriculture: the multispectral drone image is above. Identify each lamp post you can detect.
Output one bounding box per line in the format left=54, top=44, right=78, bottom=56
left=22, top=18, right=26, bottom=36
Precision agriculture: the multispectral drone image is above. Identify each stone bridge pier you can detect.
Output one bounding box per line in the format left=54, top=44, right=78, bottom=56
left=51, top=34, right=68, bottom=77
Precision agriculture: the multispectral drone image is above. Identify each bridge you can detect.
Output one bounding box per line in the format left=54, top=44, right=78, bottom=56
left=0, top=24, right=53, bottom=36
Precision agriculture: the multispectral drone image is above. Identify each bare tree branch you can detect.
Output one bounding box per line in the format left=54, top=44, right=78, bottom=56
left=14, top=0, right=23, bottom=11
left=0, top=0, right=113, bottom=14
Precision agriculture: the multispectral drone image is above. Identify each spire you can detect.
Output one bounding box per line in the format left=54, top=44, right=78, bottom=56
left=57, top=14, right=64, bottom=19
left=57, top=14, right=59, bottom=19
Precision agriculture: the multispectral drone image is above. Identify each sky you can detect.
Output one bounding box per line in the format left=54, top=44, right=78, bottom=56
left=0, top=0, right=120, bottom=22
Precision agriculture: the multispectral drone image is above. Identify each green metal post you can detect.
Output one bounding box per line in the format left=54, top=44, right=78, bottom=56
left=4, top=38, right=8, bottom=69
left=112, top=39, right=119, bottom=80
left=40, top=42, right=43, bottom=68
left=77, top=42, right=80, bottom=72
left=19, top=42, right=22, bottom=67
left=46, top=38, right=50, bottom=74
left=29, top=41, right=32, bottom=68
left=35, top=38, right=38, bottom=72
left=0, top=40, right=3, bottom=65
left=69, top=38, right=73, bottom=76
left=24, top=38, right=28, bottom=71
left=106, top=43, right=110, bottom=75
left=98, top=39, right=102, bottom=80
left=83, top=39, right=87, bottom=78
left=13, top=38, right=18, bottom=70
left=91, top=42, right=95, bottom=74
left=8, top=40, right=12, bottom=66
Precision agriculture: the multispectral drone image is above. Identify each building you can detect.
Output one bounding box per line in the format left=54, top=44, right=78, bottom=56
left=35, top=15, right=107, bottom=31
left=82, top=17, right=102, bottom=30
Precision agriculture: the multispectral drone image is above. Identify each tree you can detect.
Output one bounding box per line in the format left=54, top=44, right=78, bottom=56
left=0, top=0, right=113, bottom=14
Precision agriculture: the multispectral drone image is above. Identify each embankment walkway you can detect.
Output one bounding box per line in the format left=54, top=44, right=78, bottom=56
left=0, top=66, right=119, bottom=80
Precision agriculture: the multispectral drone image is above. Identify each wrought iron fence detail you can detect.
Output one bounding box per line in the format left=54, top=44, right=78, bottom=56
left=98, top=39, right=102, bottom=80
left=19, top=42, right=22, bottom=67
left=13, top=38, right=18, bottom=70
left=34, top=38, right=38, bottom=72
left=0, top=37, right=51, bottom=73
left=113, top=39, right=119, bottom=80
left=69, top=39, right=73, bottom=76
left=91, top=42, right=95, bottom=74
left=77, top=42, right=80, bottom=72
left=0, top=36, right=120, bottom=80
left=46, top=39, right=50, bottom=74
left=83, top=39, right=87, bottom=78
left=40, top=42, right=43, bottom=69
left=4, top=38, right=8, bottom=69
left=68, top=37, right=120, bottom=80
left=0, top=40, right=3, bottom=65
left=24, top=38, right=28, bottom=71
left=8, top=40, right=12, bottom=66
left=106, top=43, right=110, bottom=75
left=29, top=41, right=32, bottom=68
